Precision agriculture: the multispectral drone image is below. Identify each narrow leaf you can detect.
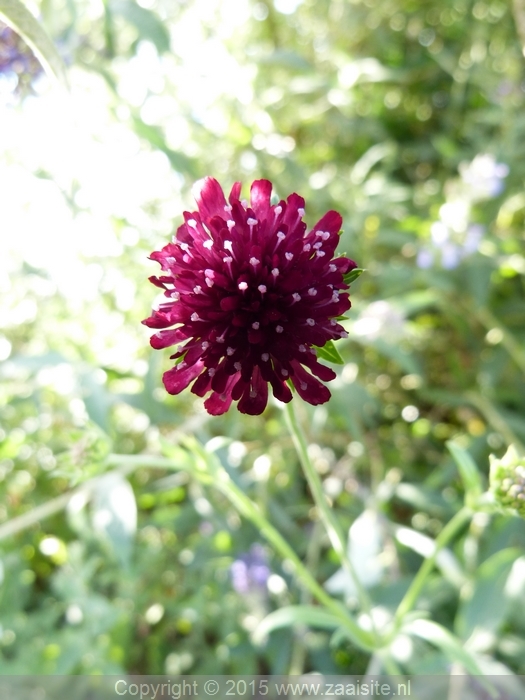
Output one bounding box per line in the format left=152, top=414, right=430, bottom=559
left=0, top=0, right=68, bottom=86
left=446, top=441, right=483, bottom=506
left=404, top=619, right=494, bottom=689
left=343, top=267, right=365, bottom=285
left=253, top=606, right=344, bottom=645
left=314, top=339, right=344, bottom=365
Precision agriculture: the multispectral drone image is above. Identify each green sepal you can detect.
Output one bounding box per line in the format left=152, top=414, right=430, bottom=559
left=313, top=339, right=345, bottom=365
left=343, top=267, right=365, bottom=285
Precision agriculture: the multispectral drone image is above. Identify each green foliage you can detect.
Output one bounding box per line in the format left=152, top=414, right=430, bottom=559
left=1, top=0, right=525, bottom=679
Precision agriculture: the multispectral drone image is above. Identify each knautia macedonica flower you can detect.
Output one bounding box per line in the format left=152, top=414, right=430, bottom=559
left=143, top=177, right=357, bottom=415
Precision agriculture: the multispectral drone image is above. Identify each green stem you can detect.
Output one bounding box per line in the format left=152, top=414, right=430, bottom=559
left=284, top=402, right=378, bottom=635
left=211, top=469, right=376, bottom=652
left=394, top=506, right=472, bottom=626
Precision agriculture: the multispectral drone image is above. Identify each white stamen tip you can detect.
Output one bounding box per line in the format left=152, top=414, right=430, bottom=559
left=224, top=240, right=233, bottom=251
left=329, top=264, right=337, bottom=272
left=292, top=293, right=301, bottom=302
left=224, top=204, right=232, bottom=212
left=208, top=368, right=216, bottom=376
left=252, top=321, right=260, bottom=330
left=285, top=252, right=293, bottom=261
left=203, top=239, right=214, bottom=249
left=298, top=208, right=305, bottom=217
left=308, top=288, right=317, bottom=296
left=247, top=218, right=258, bottom=226
left=281, top=369, right=289, bottom=377
left=299, top=344, right=306, bottom=352
left=238, top=281, right=248, bottom=291
left=340, top=330, right=349, bottom=338
left=205, top=277, right=214, bottom=287
left=193, top=285, right=202, bottom=294
left=271, top=268, right=279, bottom=277
left=187, top=219, right=197, bottom=228
left=330, top=319, right=337, bottom=326
left=277, top=231, right=285, bottom=240
left=306, top=318, right=315, bottom=326
left=171, top=291, right=180, bottom=300
left=226, top=346, right=235, bottom=355
left=234, top=362, right=242, bottom=371
left=332, top=292, right=340, bottom=302
left=191, top=313, right=200, bottom=322
left=261, top=353, right=269, bottom=361
left=303, top=244, right=311, bottom=252
left=316, top=251, right=325, bottom=257
left=249, top=257, right=260, bottom=266
left=180, top=242, right=190, bottom=252
left=227, top=220, right=235, bottom=230
left=275, top=325, right=284, bottom=333
left=274, top=206, right=282, bottom=215
left=258, top=284, right=267, bottom=293
left=201, top=341, right=210, bottom=350
left=313, top=242, right=323, bottom=250
left=223, top=256, right=233, bottom=264
left=166, top=256, right=176, bottom=265
left=182, top=254, right=190, bottom=263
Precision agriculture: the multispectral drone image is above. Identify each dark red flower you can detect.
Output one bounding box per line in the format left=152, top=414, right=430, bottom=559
left=143, top=178, right=357, bottom=415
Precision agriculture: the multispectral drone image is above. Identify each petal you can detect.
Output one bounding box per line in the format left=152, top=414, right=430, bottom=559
left=204, top=391, right=234, bottom=415
left=289, top=361, right=331, bottom=405
left=150, top=328, right=189, bottom=349
left=163, top=361, right=205, bottom=395
left=312, top=210, right=343, bottom=236
left=192, top=177, right=228, bottom=224
left=237, top=368, right=269, bottom=415
left=250, top=179, right=273, bottom=220
left=229, top=182, right=242, bottom=203
left=300, top=352, right=337, bottom=382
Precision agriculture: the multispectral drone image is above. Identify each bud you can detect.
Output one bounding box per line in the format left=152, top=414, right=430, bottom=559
left=489, top=445, right=525, bottom=518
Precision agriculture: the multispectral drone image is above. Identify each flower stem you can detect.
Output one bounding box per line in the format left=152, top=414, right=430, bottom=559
left=210, top=465, right=375, bottom=651
left=284, top=401, right=378, bottom=634
left=393, top=506, right=472, bottom=626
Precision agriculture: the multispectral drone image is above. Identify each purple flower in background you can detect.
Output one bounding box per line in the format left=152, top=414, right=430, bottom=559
left=143, top=177, right=357, bottom=415
left=230, top=544, right=270, bottom=594
left=0, top=22, right=43, bottom=94
left=459, top=154, right=509, bottom=200
left=417, top=222, right=484, bottom=270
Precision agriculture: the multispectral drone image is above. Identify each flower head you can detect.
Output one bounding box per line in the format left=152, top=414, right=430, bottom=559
left=489, top=445, right=525, bottom=519
left=0, top=22, right=43, bottom=95
left=230, top=544, right=270, bottom=595
left=143, top=177, right=356, bottom=415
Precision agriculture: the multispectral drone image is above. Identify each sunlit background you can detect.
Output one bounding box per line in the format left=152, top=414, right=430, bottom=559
left=1, top=0, right=525, bottom=677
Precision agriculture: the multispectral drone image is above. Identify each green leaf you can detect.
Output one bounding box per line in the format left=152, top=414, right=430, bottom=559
left=455, top=548, right=522, bottom=642
left=0, top=0, right=68, bottom=86
left=91, top=473, right=137, bottom=568
left=343, top=267, right=365, bottom=285
left=111, top=0, right=170, bottom=54
left=404, top=619, right=495, bottom=692
left=314, top=339, right=344, bottom=365
left=253, top=606, right=343, bottom=645
left=446, top=441, right=484, bottom=507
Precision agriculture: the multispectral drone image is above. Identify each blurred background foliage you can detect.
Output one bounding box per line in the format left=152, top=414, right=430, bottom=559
left=1, top=0, right=525, bottom=677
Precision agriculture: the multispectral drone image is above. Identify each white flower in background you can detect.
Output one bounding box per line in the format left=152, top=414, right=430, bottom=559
left=352, top=300, right=405, bottom=342
left=459, top=153, right=509, bottom=200
left=325, top=509, right=386, bottom=599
